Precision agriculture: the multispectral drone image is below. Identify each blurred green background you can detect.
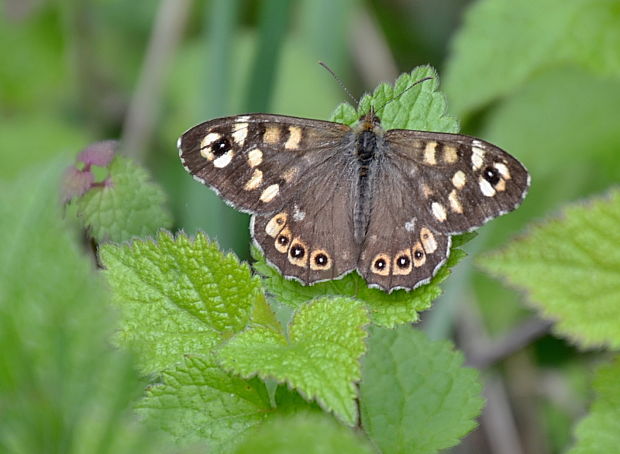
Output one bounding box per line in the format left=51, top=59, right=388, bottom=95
left=2, top=0, right=620, bottom=453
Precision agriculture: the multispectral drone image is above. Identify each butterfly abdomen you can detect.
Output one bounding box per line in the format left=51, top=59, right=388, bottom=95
left=352, top=127, right=383, bottom=244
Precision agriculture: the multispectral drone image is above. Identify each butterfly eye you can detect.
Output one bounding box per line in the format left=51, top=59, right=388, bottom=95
left=413, top=250, right=423, bottom=260
left=277, top=235, right=289, bottom=246
left=483, top=166, right=501, bottom=186
left=212, top=138, right=232, bottom=157
left=374, top=258, right=386, bottom=270
left=396, top=256, right=410, bottom=268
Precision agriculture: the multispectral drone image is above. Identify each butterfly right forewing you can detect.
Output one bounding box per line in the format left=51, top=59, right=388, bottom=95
left=385, top=130, right=530, bottom=234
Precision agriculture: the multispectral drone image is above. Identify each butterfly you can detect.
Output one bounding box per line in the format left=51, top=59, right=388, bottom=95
left=178, top=94, right=529, bottom=293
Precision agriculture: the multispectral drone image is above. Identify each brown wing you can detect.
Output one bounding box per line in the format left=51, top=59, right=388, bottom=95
left=384, top=130, right=530, bottom=234
left=357, top=157, right=451, bottom=292
left=178, top=114, right=351, bottom=214
left=252, top=155, right=359, bottom=284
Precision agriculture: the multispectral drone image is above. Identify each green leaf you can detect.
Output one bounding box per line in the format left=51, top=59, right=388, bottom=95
left=483, top=67, right=620, bottom=183
left=233, top=412, right=375, bottom=454
left=445, top=0, right=620, bottom=116
left=253, top=66, right=469, bottom=326
left=100, top=231, right=264, bottom=373
left=0, top=162, right=169, bottom=453
left=253, top=239, right=470, bottom=327
left=72, top=156, right=172, bottom=243
left=331, top=65, right=459, bottom=133
left=480, top=190, right=620, bottom=349
left=138, top=354, right=271, bottom=451
left=568, top=356, right=620, bottom=454
left=218, top=297, right=369, bottom=426
left=360, top=326, right=484, bottom=454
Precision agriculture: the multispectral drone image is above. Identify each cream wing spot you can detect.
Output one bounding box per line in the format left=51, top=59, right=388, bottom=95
left=281, top=167, right=299, bottom=183
left=443, top=144, right=458, bottom=163
left=247, top=148, right=263, bottom=168
left=213, top=150, right=234, bottom=168
left=260, top=184, right=280, bottom=203
left=265, top=212, right=287, bottom=237
left=263, top=125, right=281, bottom=144
left=452, top=170, right=467, bottom=189
left=448, top=190, right=463, bottom=214
left=232, top=123, right=248, bottom=146
left=431, top=202, right=447, bottom=222
left=495, top=179, right=507, bottom=192
left=479, top=177, right=497, bottom=197
left=200, top=132, right=221, bottom=148
left=471, top=147, right=485, bottom=170
left=423, top=141, right=437, bottom=165
left=244, top=168, right=263, bottom=191
left=420, top=227, right=438, bottom=253
left=494, top=162, right=511, bottom=179
left=293, top=204, right=305, bottom=222
left=200, top=132, right=221, bottom=160
left=285, top=126, right=302, bottom=150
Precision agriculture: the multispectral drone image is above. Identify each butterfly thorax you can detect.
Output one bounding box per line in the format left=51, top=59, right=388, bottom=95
left=352, top=112, right=385, bottom=244
left=353, top=111, right=385, bottom=164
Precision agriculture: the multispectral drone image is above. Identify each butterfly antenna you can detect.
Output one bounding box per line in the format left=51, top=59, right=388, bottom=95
left=374, top=76, right=434, bottom=114
left=318, top=61, right=359, bottom=106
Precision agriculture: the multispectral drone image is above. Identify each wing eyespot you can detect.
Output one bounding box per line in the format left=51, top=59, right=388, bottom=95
left=310, top=249, right=332, bottom=271
left=212, top=137, right=232, bottom=157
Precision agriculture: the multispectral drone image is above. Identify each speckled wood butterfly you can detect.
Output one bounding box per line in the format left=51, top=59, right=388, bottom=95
left=178, top=87, right=529, bottom=293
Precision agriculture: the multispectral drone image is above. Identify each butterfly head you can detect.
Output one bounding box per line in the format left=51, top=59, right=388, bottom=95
left=357, top=108, right=383, bottom=133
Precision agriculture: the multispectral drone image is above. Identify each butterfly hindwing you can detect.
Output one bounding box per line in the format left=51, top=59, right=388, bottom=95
left=252, top=159, right=359, bottom=284
left=178, top=114, right=351, bottom=214
left=385, top=130, right=529, bottom=234
left=358, top=157, right=451, bottom=291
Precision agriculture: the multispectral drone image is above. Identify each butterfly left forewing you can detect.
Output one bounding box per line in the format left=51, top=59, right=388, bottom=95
left=385, top=130, right=530, bottom=234
left=178, top=114, right=351, bottom=214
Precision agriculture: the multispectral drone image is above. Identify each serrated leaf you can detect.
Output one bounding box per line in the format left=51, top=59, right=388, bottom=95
left=138, top=355, right=272, bottom=451
left=253, top=239, right=469, bottom=327
left=360, top=326, right=484, bottom=454
left=568, top=356, right=620, bottom=454
left=100, top=231, right=263, bottom=373
left=444, top=0, right=620, bottom=116
left=72, top=156, right=172, bottom=243
left=233, top=412, right=375, bottom=454
left=218, top=297, right=369, bottom=425
left=480, top=190, right=620, bottom=349
left=331, top=65, right=459, bottom=133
